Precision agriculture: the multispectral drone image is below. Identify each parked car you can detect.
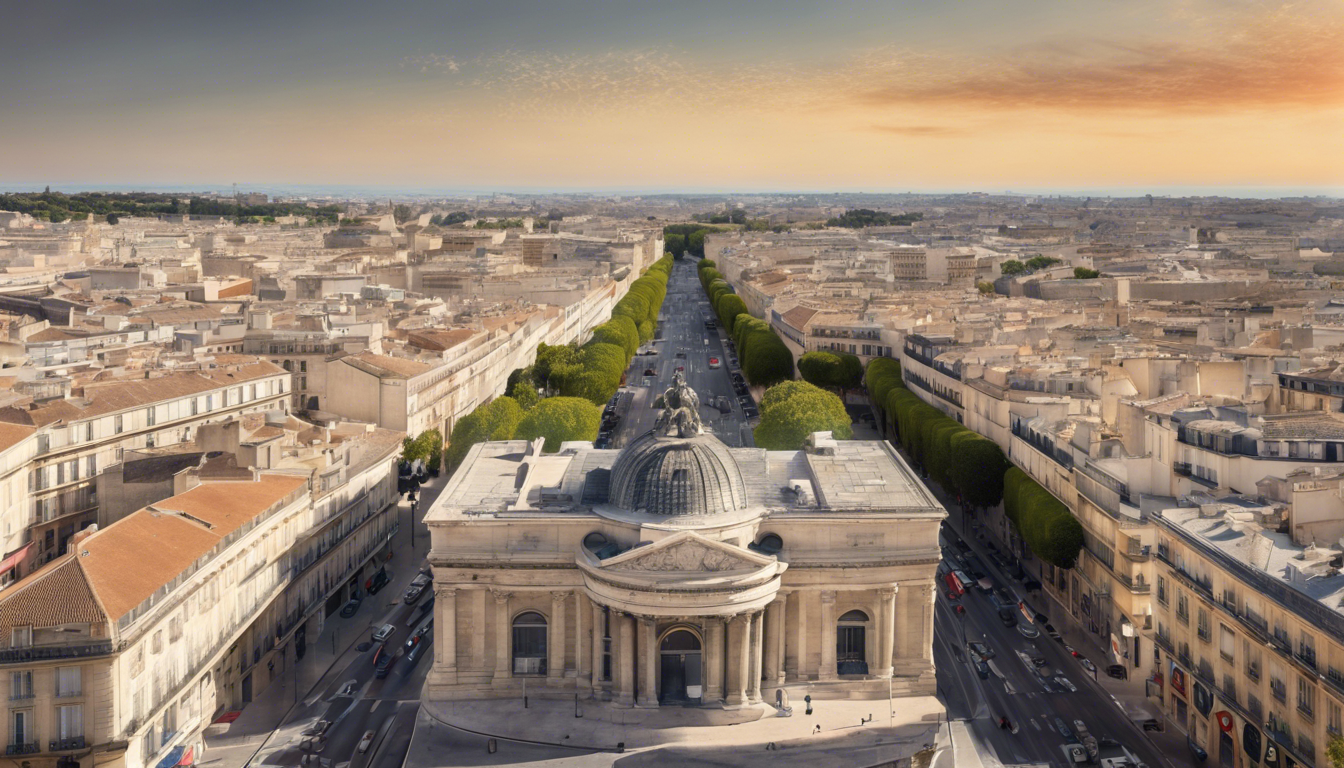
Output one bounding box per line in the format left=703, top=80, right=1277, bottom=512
left=402, top=575, right=430, bottom=605
left=366, top=569, right=390, bottom=594
left=301, top=720, right=331, bottom=737
left=743, top=406, right=758, bottom=418
left=339, top=598, right=361, bottom=618
left=675, top=351, right=686, bottom=358
left=675, top=365, right=685, bottom=373
left=405, top=640, right=426, bottom=667
left=974, top=660, right=990, bottom=679
left=358, top=730, right=376, bottom=754
left=1140, top=718, right=1163, bottom=732
left=643, top=368, right=657, bottom=376
left=372, top=623, right=396, bottom=644
left=1045, top=623, right=1063, bottom=643
left=708, top=357, right=720, bottom=369
left=1106, top=664, right=1127, bottom=680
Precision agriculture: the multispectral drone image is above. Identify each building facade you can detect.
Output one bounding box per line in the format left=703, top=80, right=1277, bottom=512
left=425, top=377, right=943, bottom=710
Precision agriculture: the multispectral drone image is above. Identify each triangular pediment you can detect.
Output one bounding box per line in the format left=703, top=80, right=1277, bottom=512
left=602, top=531, right=773, bottom=574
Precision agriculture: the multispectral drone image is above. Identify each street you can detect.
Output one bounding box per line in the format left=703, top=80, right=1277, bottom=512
left=613, top=258, right=754, bottom=447
left=935, top=519, right=1180, bottom=768
left=211, top=479, right=442, bottom=768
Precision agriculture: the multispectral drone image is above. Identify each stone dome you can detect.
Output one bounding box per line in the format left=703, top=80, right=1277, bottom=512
left=607, top=431, right=749, bottom=517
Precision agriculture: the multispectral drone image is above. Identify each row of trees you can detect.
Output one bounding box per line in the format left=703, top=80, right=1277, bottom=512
left=753, top=381, right=852, bottom=450
left=0, top=190, right=343, bottom=224
left=865, top=357, right=1083, bottom=569
left=444, top=256, right=676, bottom=473
left=797, top=350, right=863, bottom=393
left=1000, top=255, right=1062, bottom=276
left=825, top=209, right=923, bottom=228
left=401, top=428, right=444, bottom=473
left=698, top=260, right=795, bottom=387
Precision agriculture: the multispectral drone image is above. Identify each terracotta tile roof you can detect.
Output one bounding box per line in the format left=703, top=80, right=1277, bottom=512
left=0, top=422, right=34, bottom=454
left=406, top=328, right=479, bottom=352
left=780, top=306, right=818, bottom=330
left=77, top=473, right=308, bottom=620
left=25, top=327, right=77, bottom=342
left=0, top=359, right=285, bottom=428
left=0, top=557, right=106, bottom=636
left=342, top=352, right=433, bottom=379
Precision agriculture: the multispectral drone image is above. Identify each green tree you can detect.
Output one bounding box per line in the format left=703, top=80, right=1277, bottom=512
left=446, top=397, right=523, bottom=473
left=534, top=343, right=577, bottom=392
left=1073, top=267, right=1101, bottom=279
left=753, top=384, right=853, bottom=450
left=950, top=436, right=1009, bottom=510
left=715, top=294, right=748, bottom=332
left=515, top=397, right=602, bottom=452
left=665, top=233, right=686, bottom=257
left=740, top=330, right=794, bottom=387
left=798, top=351, right=845, bottom=389
left=1000, top=260, right=1027, bottom=276
left=106, top=213, right=120, bottom=225
left=1326, top=735, right=1344, bottom=768
left=508, top=377, right=539, bottom=410
left=977, top=280, right=995, bottom=294
left=1025, top=255, right=1062, bottom=271
left=1003, top=468, right=1084, bottom=568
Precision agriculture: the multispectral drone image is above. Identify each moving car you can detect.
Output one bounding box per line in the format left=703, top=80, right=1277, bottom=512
left=374, top=650, right=395, bottom=679
left=675, top=365, right=685, bottom=373
left=968, top=641, right=994, bottom=661
left=1106, top=664, right=1128, bottom=680
left=643, top=368, right=657, bottom=376
left=339, top=598, right=361, bottom=618
left=405, top=620, right=434, bottom=650
left=372, top=623, right=396, bottom=643
left=708, top=356, right=720, bottom=369
left=974, top=660, right=990, bottom=679
left=358, top=730, right=376, bottom=754
left=675, top=351, right=686, bottom=358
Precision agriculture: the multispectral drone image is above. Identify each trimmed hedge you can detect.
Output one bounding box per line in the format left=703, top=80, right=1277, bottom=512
left=515, top=397, right=603, bottom=452
left=1004, top=468, right=1084, bottom=568
left=753, top=381, right=853, bottom=449
left=446, top=396, right=524, bottom=473
left=800, top=350, right=864, bottom=391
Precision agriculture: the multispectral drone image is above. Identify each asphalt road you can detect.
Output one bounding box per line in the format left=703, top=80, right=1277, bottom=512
left=935, top=522, right=1175, bottom=768
left=251, top=481, right=444, bottom=768
left=613, top=259, right=754, bottom=448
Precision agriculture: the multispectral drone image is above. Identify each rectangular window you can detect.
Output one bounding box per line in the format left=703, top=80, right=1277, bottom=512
left=1220, top=625, right=1235, bottom=661
left=190, top=398, right=199, bottom=416
left=1299, top=676, right=1315, bottom=718
left=9, top=671, right=32, bottom=700
left=56, top=703, right=82, bottom=739
left=10, top=626, right=30, bottom=648
left=1330, top=700, right=1343, bottom=736
left=11, top=709, right=30, bottom=747
left=114, top=414, right=123, bottom=434
left=147, top=407, right=156, bottom=427
left=55, top=667, right=80, bottom=698
left=299, top=361, right=307, bottom=373
left=86, top=455, right=96, bottom=478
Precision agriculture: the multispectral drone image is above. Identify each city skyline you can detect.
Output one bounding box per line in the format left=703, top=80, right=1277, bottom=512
left=4, top=0, right=1341, bottom=193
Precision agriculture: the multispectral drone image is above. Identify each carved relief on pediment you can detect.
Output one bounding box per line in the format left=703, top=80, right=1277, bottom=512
left=611, top=541, right=751, bottom=573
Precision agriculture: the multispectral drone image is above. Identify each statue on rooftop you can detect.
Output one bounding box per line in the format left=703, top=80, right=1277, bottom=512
left=656, top=372, right=702, bottom=438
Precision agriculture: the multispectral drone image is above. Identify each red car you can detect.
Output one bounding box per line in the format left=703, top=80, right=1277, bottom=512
left=675, top=365, right=685, bottom=373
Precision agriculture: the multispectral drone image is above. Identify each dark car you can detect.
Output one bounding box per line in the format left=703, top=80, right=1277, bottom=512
left=1106, top=664, right=1128, bottom=680
left=743, top=406, right=759, bottom=418
left=968, top=641, right=994, bottom=661
left=405, top=620, right=434, bottom=650
left=366, top=569, right=391, bottom=595
left=997, top=606, right=1018, bottom=627
left=1045, top=623, right=1064, bottom=642
left=374, top=651, right=395, bottom=679
left=402, top=575, right=430, bottom=605
left=339, top=598, right=361, bottom=618
left=643, top=368, right=657, bottom=376
left=1140, top=718, right=1163, bottom=732
left=675, top=351, right=686, bottom=359
left=975, top=660, right=990, bottom=679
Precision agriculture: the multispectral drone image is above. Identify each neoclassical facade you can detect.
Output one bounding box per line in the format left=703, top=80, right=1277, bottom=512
left=425, top=378, right=944, bottom=709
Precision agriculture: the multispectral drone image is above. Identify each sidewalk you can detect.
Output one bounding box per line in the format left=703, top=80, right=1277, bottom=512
left=201, top=488, right=434, bottom=768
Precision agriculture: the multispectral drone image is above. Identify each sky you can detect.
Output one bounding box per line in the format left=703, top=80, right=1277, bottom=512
left=2, top=0, right=1342, bottom=195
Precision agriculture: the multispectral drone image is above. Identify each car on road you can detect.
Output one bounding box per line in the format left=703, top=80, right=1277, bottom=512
left=406, top=620, right=433, bottom=650
left=301, top=720, right=331, bottom=737
left=675, top=366, right=685, bottom=373
left=708, top=356, right=720, bottom=369
left=643, top=368, right=656, bottom=376
left=1139, top=718, right=1163, bottom=732
left=1016, top=622, right=1040, bottom=638
left=1055, top=718, right=1074, bottom=741
left=374, top=650, right=396, bottom=678
left=967, top=641, right=994, bottom=661
left=402, top=575, right=430, bottom=605
left=742, top=405, right=758, bottom=418
left=675, top=351, right=686, bottom=358
left=358, top=730, right=376, bottom=754
left=1079, top=658, right=1097, bottom=675
left=406, top=640, right=427, bottom=666
left=339, top=598, right=361, bottom=618
left=1054, top=676, right=1077, bottom=692
left=974, top=660, right=990, bottom=679
left=366, top=569, right=391, bottom=595
left=372, top=623, right=396, bottom=643
left=997, top=605, right=1018, bottom=627
left=1045, top=623, right=1063, bottom=643
left=1106, top=664, right=1128, bottom=680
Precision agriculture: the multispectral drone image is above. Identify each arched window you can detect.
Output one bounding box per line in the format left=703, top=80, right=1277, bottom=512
left=512, top=612, right=547, bottom=675
left=837, top=610, right=869, bottom=675
left=752, top=533, right=783, bottom=555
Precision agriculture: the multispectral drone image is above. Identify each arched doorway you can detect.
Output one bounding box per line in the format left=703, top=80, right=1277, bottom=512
left=837, top=610, right=869, bottom=675
left=659, top=629, right=702, bottom=703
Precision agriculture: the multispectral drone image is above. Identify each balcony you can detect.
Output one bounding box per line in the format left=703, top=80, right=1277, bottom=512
left=1174, top=461, right=1192, bottom=477
left=1117, top=573, right=1151, bottom=594
left=0, top=641, right=113, bottom=664
left=49, top=737, right=85, bottom=751
left=8, top=692, right=32, bottom=701
left=1296, top=647, right=1318, bottom=673
left=5, top=743, right=38, bottom=756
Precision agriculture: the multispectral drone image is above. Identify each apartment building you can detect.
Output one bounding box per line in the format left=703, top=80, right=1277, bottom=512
left=0, top=418, right=401, bottom=768
left=1152, top=500, right=1342, bottom=767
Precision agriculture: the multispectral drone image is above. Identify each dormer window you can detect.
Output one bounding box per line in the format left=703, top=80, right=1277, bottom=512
left=11, top=626, right=31, bottom=648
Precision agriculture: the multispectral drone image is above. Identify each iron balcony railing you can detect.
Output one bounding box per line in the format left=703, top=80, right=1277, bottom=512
left=0, top=641, right=113, bottom=664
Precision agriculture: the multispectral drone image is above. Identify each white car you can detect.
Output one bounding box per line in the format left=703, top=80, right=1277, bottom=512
left=357, top=730, right=376, bottom=754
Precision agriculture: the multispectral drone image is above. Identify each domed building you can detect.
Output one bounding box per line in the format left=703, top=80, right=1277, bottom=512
left=424, top=376, right=945, bottom=711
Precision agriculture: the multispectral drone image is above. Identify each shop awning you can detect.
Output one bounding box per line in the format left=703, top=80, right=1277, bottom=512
left=153, top=745, right=193, bottom=768
left=0, top=543, right=32, bottom=575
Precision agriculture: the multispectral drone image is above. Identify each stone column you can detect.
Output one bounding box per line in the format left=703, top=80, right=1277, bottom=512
left=791, top=592, right=808, bottom=680
left=637, top=616, right=658, bottom=707
left=725, top=614, right=750, bottom=707
left=819, top=590, right=837, bottom=680
left=617, top=613, right=635, bottom=706
left=591, top=602, right=606, bottom=696
left=492, top=590, right=512, bottom=680
left=767, top=594, right=787, bottom=685
left=472, top=590, right=486, bottom=669
left=748, top=611, right=764, bottom=703
left=877, top=587, right=897, bottom=678
left=575, top=592, right=590, bottom=685
left=704, top=617, right=725, bottom=702
left=435, top=587, right=458, bottom=679
left=921, top=583, right=935, bottom=664
left=549, top=591, right=566, bottom=682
